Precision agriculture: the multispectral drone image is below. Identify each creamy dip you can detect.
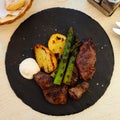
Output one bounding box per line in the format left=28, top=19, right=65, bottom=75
left=19, top=58, right=40, bottom=80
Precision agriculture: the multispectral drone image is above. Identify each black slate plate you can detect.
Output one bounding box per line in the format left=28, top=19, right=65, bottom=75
left=5, top=8, right=114, bottom=116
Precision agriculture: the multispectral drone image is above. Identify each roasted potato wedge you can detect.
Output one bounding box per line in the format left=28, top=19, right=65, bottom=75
left=6, top=0, right=26, bottom=11
left=48, top=33, right=66, bottom=57
left=34, top=44, right=57, bottom=73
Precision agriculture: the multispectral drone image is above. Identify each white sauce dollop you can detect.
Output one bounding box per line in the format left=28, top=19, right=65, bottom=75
left=19, top=58, right=40, bottom=80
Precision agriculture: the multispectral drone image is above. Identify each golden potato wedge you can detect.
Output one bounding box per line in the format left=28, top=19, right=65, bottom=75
left=34, top=44, right=57, bottom=73
left=6, top=0, right=26, bottom=11
left=48, top=33, right=66, bottom=57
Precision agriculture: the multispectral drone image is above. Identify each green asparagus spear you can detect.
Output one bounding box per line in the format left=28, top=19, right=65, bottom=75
left=53, top=27, right=74, bottom=85
left=63, top=40, right=82, bottom=85
left=70, top=40, right=83, bottom=52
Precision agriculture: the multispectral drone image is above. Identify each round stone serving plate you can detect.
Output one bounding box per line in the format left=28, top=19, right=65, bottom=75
left=5, top=7, right=114, bottom=116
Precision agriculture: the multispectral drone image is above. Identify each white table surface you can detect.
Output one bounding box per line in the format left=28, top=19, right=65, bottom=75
left=0, top=0, right=120, bottom=120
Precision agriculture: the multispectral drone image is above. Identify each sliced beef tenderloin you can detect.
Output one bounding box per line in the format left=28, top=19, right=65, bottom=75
left=76, top=38, right=96, bottom=80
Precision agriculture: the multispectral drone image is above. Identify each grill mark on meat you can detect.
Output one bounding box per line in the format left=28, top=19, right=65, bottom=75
left=43, top=85, right=68, bottom=104
left=76, top=38, right=96, bottom=80
left=34, top=72, right=68, bottom=104
left=69, top=82, right=89, bottom=100
left=33, top=72, right=53, bottom=89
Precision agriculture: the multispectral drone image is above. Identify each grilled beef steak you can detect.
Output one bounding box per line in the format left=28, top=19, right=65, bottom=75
left=43, top=85, right=68, bottom=104
left=69, top=82, right=89, bottom=100
left=33, top=72, right=53, bottom=89
left=33, top=72, right=68, bottom=104
left=76, top=38, right=96, bottom=80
